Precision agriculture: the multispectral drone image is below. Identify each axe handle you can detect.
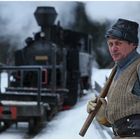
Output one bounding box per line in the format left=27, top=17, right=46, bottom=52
left=79, top=99, right=102, bottom=136
left=79, top=67, right=116, bottom=137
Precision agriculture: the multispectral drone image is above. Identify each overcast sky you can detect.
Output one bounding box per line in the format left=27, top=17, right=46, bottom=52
left=84, top=1, right=140, bottom=23
left=0, top=1, right=140, bottom=47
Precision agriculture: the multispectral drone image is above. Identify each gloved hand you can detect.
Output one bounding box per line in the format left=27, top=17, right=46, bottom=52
left=87, top=97, right=107, bottom=113
left=95, top=98, right=107, bottom=121
left=87, top=96, right=97, bottom=113
left=87, top=97, right=109, bottom=126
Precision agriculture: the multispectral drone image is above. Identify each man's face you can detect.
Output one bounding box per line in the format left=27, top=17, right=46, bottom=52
left=107, top=38, right=137, bottom=62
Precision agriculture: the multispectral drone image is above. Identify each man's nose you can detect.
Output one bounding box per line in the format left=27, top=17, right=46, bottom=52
left=111, top=45, right=118, bottom=52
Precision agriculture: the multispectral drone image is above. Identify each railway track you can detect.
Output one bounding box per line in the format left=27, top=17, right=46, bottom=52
left=0, top=121, right=46, bottom=139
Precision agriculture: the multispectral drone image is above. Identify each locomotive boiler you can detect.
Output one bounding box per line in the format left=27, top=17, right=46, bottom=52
left=0, top=6, right=93, bottom=134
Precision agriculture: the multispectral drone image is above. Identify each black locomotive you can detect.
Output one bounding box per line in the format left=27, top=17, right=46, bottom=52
left=0, top=6, right=93, bottom=133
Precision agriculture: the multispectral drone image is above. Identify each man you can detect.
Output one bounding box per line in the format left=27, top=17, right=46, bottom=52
left=87, top=18, right=140, bottom=138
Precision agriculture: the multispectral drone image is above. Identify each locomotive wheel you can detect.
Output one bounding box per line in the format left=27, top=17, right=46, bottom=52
left=78, top=82, right=83, bottom=98
left=28, top=117, right=45, bottom=134
left=0, top=121, right=11, bottom=132
left=28, top=118, right=34, bottom=133
left=66, top=71, right=80, bottom=106
left=67, top=81, right=79, bottom=106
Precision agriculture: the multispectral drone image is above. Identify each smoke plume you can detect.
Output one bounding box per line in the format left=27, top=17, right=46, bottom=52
left=0, top=1, right=77, bottom=49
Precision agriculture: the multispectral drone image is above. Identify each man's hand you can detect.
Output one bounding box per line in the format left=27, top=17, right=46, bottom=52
left=87, top=97, right=97, bottom=113
left=87, top=97, right=107, bottom=113
left=87, top=97, right=110, bottom=126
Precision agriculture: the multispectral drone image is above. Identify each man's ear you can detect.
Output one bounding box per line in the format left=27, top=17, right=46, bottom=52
left=131, top=43, right=137, bottom=49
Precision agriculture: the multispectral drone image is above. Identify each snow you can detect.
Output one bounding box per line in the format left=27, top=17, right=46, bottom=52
left=92, top=67, right=112, bottom=88
left=0, top=67, right=112, bottom=139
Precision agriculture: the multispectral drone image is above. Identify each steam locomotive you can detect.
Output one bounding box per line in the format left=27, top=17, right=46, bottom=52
left=0, top=6, right=93, bottom=133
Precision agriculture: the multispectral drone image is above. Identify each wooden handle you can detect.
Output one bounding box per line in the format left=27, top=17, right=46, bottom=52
left=79, top=100, right=102, bottom=136
left=79, top=67, right=116, bottom=137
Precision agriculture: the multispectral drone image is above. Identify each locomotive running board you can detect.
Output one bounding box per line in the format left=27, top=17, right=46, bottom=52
left=6, top=87, right=69, bottom=94
left=0, top=92, right=63, bottom=106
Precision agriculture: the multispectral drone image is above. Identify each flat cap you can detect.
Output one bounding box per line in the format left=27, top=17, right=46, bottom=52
left=105, top=18, right=139, bottom=45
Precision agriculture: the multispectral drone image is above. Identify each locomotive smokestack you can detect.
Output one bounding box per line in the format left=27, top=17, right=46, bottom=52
left=34, top=6, right=57, bottom=30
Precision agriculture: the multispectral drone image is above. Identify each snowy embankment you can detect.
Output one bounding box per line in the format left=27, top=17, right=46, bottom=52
left=92, top=67, right=112, bottom=88
left=35, top=67, right=112, bottom=139
left=0, top=68, right=112, bottom=139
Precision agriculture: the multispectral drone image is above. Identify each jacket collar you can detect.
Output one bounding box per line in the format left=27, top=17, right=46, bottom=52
left=116, top=49, right=140, bottom=69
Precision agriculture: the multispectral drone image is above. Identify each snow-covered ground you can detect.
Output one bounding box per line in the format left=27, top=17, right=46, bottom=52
left=0, top=67, right=112, bottom=139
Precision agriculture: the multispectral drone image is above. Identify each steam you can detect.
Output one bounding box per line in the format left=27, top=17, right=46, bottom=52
left=0, top=1, right=77, bottom=49
left=84, top=1, right=140, bottom=23
left=1, top=1, right=140, bottom=49
left=84, top=1, right=140, bottom=53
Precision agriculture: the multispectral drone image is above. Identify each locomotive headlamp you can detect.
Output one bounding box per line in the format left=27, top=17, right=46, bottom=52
left=40, top=32, right=45, bottom=37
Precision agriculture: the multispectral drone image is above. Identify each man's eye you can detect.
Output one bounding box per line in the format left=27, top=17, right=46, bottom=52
left=116, top=42, right=122, bottom=45
left=109, top=43, right=113, bottom=47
